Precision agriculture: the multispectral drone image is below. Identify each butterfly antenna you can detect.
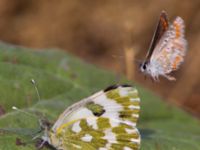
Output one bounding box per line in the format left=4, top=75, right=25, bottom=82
left=31, top=79, right=41, bottom=101
left=11, top=106, right=48, bottom=138
left=12, top=106, right=38, bottom=119
left=30, top=79, right=51, bottom=130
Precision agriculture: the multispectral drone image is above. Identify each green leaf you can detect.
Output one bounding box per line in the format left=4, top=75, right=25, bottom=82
left=0, top=43, right=199, bottom=150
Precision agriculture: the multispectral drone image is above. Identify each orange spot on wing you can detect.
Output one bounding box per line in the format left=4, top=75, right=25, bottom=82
left=172, top=56, right=182, bottom=69
left=173, top=22, right=181, bottom=38
left=161, top=17, right=168, bottom=30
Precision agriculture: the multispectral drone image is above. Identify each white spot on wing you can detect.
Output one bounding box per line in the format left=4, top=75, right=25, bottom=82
left=123, top=120, right=136, bottom=127
left=119, top=87, right=129, bottom=96
left=98, top=129, right=117, bottom=149
left=128, top=105, right=140, bottom=109
left=132, top=114, right=139, bottom=118
left=81, top=134, right=93, bottom=142
left=105, top=143, right=112, bottom=149
left=125, top=128, right=137, bottom=134
left=72, top=120, right=81, bottom=133
left=123, top=146, right=132, bottom=150
left=131, top=138, right=141, bottom=144
left=86, top=118, right=98, bottom=130
left=67, top=108, right=93, bottom=121
left=130, top=98, right=140, bottom=102
left=102, top=129, right=116, bottom=142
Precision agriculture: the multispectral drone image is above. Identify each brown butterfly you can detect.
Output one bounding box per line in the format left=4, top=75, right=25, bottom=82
left=140, top=11, right=187, bottom=81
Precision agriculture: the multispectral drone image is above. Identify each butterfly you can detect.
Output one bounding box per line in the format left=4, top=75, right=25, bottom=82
left=41, top=84, right=141, bottom=150
left=140, top=11, right=187, bottom=81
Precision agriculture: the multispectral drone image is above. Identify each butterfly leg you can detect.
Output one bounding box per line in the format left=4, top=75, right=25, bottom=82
left=151, top=76, right=159, bottom=82
left=164, top=75, right=176, bottom=81
left=156, top=75, right=160, bottom=82
left=153, top=75, right=160, bottom=82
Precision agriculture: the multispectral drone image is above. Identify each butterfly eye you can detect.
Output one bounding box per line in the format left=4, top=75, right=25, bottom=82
left=142, top=64, right=146, bottom=70
left=139, top=63, right=146, bottom=72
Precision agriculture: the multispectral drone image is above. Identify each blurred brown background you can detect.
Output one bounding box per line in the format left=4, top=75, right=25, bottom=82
left=0, top=0, right=199, bottom=117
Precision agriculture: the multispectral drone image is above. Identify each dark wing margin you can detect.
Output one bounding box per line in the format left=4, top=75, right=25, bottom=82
left=104, top=84, right=132, bottom=92
left=145, top=10, right=169, bottom=60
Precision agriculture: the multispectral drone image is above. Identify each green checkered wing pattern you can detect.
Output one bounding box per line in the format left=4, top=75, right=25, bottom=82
left=45, top=85, right=141, bottom=150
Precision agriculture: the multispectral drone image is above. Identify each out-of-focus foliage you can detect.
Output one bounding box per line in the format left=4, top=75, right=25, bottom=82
left=0, top=44, right=199, bottom=150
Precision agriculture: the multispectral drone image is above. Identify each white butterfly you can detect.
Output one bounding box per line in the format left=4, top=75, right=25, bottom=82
left=41, top=85, right=141, bottom=150
left=140, top=11, right=187, bottom=81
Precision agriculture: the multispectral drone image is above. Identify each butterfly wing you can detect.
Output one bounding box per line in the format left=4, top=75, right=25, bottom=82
left=49, top=85, right=141, bottom=150
left=145, top=10, right=169, bottom=61
left=50, top=118, right=140, bottom=150
left=150, top=16, right=187, bottom=74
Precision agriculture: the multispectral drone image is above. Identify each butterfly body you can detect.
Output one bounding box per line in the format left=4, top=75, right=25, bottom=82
left=140, top=11, right=187, bottom=81
left=42, top=85, right=141, bottom=150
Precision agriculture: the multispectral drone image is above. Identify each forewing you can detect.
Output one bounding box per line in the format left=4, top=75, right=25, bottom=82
left=50, top=85, right=141, bottom=150
left=146, top=11, right=169, bottom=60
left=150, top=16, right=187, bottom=73
left=52, top=86, right=140, bottom=132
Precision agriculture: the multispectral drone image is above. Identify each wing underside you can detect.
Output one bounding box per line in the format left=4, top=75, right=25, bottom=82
left=50, top=117, right=140, bottom=150
left=50, top=85, right=141, bottom=150
left=150, top=16, right=187, bottom=74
